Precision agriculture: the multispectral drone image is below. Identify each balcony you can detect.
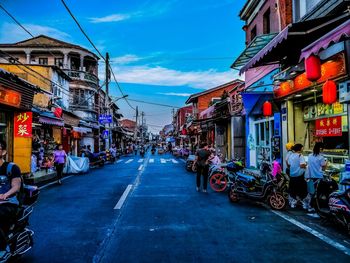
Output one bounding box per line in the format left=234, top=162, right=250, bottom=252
left=64, top=70, right=99, bottom=85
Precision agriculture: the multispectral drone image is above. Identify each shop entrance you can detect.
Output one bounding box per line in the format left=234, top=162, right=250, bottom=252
left=254, top=117, right=274, bottom=167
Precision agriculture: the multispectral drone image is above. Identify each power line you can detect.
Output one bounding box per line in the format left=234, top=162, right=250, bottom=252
left=126, top=98, right=180, bottom=108
left=60, top=0, right=135, bottom=111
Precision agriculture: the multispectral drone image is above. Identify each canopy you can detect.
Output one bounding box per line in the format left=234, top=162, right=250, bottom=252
left=300, top=19, right=350, bottom=61
left=199, top=105, right=215, bottom=119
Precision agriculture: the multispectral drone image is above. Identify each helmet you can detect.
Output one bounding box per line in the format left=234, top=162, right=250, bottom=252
left=286, top=142, right=294, bottom=151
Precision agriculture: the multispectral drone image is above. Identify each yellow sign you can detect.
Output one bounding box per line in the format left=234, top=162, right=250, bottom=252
left=333, top=102, right=343, bottom=114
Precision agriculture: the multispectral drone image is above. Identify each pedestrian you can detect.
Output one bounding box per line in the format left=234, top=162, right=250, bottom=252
left=272, top=152, right=282, bottom=181
left=288, top=143, right=308, bottom=208
left=53, top=143, right=67, bottom=185
left=304, top=142, right=327, bottom=212
left=192, top=143, right=211, bottom=193
left=285, top=142, right=294, bottom=176
left=0, top=139, right=22, bottom=258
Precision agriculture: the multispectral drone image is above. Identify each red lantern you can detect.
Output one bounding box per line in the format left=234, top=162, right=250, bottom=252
left=305, top=55, right=321, bottom=81
left=263, top=101, right=273, bottom=117
left=54, top=107, right=63, bottom=118
left=322, top=80, right=337, bottom=104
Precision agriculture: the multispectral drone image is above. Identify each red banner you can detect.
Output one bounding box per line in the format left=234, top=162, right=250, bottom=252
left=315, top=116, right=342, bottom=137
left=14, top=112, right=32, bottom=137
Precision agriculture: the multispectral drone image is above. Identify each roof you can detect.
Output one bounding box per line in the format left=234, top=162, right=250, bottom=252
left=0, top=35, right=99, bottom=60
left=185, top=80, right=243, bottom=104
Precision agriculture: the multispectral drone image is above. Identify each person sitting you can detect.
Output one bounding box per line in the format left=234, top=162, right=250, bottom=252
left=0, top=140, right=22, bottom=258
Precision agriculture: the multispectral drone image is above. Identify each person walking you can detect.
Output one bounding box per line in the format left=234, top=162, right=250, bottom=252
left=53, top=144, right=67, bottom=185
left=288, top=143, right=307, bottom=208
left=305, top=142, right=327, bottom=212
left=192, top=143, right=211, bottom=193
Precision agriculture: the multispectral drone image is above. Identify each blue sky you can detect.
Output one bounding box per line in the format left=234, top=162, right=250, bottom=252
left=0, top=0, right=246, bottom=132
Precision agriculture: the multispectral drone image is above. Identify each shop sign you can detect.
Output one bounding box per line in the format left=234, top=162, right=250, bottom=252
left=303, top=102, right=346, bottom=121
left=315, top=116, right=342, bottom=137
left=98, top=114, right=112, bottom=124
left=274, top=53, right=346, bottom=98
left=102, top=130, right=109, bottom=139
left=14, top=112, right=32, bottom=137
left=0, top=86, right=21, bottom=108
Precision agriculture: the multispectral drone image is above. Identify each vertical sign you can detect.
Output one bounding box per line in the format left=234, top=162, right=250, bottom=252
left=14, top=112, right=32, bottom=137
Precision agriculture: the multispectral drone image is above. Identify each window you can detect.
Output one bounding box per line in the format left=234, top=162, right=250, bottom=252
left=293, top=0, right=322, bottom=22
left=9, top=57, right=18, bottom=64
left=54, top=58, right=63, bottom=67
left=250, top=26, right=257, bottom=42
left=263, top=8, right=270, bottom=34
left=39, top=58, right=48, bottom=65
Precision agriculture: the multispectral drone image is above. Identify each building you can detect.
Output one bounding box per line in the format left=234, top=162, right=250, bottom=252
left=0, top=35, right=101, bottom=152
left=173, top=105, right=193, bottom=146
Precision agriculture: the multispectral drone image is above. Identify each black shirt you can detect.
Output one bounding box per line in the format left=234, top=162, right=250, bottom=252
left=196, top=149, right=211, bottom=167
left=0, top=162, right=21, bottom=204
left=0, top=162, right=21, bottom=181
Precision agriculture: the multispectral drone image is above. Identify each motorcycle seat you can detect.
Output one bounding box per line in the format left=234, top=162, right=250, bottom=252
left=236, top=172, right=256, bottom=185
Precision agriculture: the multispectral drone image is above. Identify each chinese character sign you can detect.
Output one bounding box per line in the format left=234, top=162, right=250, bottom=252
left=315, top=116, right=342, bottom=137
left=14, top=112, right=32, bottom=137
left=98, top=114, right=112, bottom=124
left=0, top=86, right=21, bottom=108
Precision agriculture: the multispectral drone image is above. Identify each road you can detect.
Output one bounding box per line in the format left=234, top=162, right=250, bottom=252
left=21, top=151, right=350, bottom=263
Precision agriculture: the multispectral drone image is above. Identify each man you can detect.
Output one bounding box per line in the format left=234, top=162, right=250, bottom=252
left=0, top=140, right=22, bottom=258
left=192, top=143, right=211, bottom=193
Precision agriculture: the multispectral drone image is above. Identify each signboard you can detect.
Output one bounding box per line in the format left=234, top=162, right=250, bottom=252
left=315, top=116, right=342, bottom=137
left=102, top=130, right=109, bottom=139
left=14, top=112, right=32, bottom=137
left=0, top=86, right=21, bottom=108
left=303, top=102, right=346, bottom=121
left=98, top=114, right=112, bottom=124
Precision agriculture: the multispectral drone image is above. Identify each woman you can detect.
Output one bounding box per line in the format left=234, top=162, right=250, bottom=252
left=53, top=144, right=67, bottom=185
left=285, top=142, right=294, bottom=176
left=288, top=144, right=307, bottom=208
left=305, top=142, right=327, bottom=212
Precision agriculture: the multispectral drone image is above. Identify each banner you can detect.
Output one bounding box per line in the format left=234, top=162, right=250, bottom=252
left=14, top=112, right=32, bottom=137
left=315, top=116, right=342, bottom=137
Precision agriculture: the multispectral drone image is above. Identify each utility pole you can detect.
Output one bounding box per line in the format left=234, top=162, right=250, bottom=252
left=105, top=52, right=110, bottom=149
left=141, top=111, right=144, bottom=143
left=134, top=106, right=138, bottom=141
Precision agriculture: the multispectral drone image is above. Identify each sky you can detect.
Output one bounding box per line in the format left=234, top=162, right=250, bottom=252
left=0, top=0, right=246, bottom=133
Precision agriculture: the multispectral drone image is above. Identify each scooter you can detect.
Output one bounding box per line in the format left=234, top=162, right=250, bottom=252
left=315, top=172, right=350, bottom=234
left=105, top=150, right=116, bottom=163
left=228, top=161, right=288, bottom=210
left=0, top=185, right=40, bottom=263
left=87, top=151, right=105, bottom=167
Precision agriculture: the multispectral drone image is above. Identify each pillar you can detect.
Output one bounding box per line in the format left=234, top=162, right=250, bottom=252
left=63, top=52, right=69, bottom=69
left=25, top=50, right=31, bottom=64
left=80, top=54, right=84, bottom=71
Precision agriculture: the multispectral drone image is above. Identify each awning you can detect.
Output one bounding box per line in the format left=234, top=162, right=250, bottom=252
left=231, top=33, right=277, bottom=69
left=199, top=105, right=215, bottom=119
left=300, top=19, right=350, bottom=61
left=240, top=13, right=350, bottom=74
left=72, top=126, right=92, bottom=133
left=39, top=116, right=64, bottom=126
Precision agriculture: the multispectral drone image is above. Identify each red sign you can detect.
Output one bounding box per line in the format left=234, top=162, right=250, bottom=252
left=0, top=86, right=21, bottom=108
left=315, top=116, right=342, bottom=137
left=14, top=112, right=32, bottom=137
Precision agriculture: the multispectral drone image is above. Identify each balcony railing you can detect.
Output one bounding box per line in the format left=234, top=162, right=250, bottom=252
left=64, top=70, right=98, bottom=85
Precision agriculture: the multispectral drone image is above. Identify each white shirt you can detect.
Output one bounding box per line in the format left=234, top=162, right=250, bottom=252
left=289, top=152, right=306, bottom=177
left=306, top=154, right=326, bottom=179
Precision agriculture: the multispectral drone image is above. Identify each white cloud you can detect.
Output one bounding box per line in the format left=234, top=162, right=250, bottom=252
left=111, top=54, right=143, bottom=64
left=110, top=65, right=241, bottom=89
left=0, top=22, right=70, bottom=43
left=89, top=14, right=132, bottom=23
left=157, top=92, right=192, bottom=97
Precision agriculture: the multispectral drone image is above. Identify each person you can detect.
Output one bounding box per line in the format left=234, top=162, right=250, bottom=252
left=285, top=142, right=294, bottom=176
left=288, top=144, right=307, bottom=208
left=272, top=153, right=282, bottom=181
left=167, top=142, right=173, bottom=154
left=0, top=140, right=22, bottom=258
left=209, top=150, right=221, bottom=166
left=192, top=143, right=211, bottom=193
left=53, top=144, right=67, bottom=185
left=109, top=144, right=117, bottom=162
left=304, top=142, right=327, bottom=213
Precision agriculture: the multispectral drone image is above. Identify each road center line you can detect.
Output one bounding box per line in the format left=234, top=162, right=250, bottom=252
left=138, top=164, right=143, bottom=171
left=114, top=184, right=133, bottom=210
left=271, top=209, right=350, bottom=256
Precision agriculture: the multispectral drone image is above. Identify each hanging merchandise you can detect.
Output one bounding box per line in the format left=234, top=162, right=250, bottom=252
left=305, top=55, right=321, bottom=82
left=323, top=80, right=337, bottom=105
left=263, top=101, right=273, bottom=117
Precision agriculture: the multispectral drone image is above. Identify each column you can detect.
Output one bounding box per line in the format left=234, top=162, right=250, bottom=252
left=25, top=50, right=31, bottom=64
left=80, top=54, right=84, bottom=71
left=63, top=52, right=69, bottom=69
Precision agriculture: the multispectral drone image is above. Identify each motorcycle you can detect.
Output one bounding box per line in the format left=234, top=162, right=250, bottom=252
left=87, top=151, right=105, bottom=167
left=315, top=172, right=350, bottom=234
left=185, top=155, right=197, bottom=173
left=0, top=184, right=40, bottom=263
left=209, top=160, right=244, bottom=192
left=105, top=150, right=116, bottom=163
left=228, top=161, right=288, bottom=210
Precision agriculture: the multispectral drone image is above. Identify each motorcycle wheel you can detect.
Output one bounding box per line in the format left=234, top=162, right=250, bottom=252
left=228, top=188, right=239, bottom=203
left=268, top=192, right=286, bottom=210
left=209, top=173, right=228, bottom=192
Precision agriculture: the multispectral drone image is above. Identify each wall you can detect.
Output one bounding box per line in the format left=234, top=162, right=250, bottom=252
left=197, top=87, right=231, bottom=113
left=13, top=137, right=31, bottom=174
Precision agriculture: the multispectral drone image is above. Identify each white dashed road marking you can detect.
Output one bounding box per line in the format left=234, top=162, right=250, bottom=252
left=116, top=160, right=123, bottom=163
left=160, top=158, right=166, bottom=164
left=171, top=159, right=179, bottom=164
left=125, top=159, right=133, bottom=164
left=138, top=164, right=144, bottom=171
left=114, top=184, right=133, bottom=210
left=138, top=159, right=144, bottom=163
left=149, top=159, right=154, bottom=163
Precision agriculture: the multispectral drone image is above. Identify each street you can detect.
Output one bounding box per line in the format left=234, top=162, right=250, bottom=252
left=21, top=151, right=350, bottom=263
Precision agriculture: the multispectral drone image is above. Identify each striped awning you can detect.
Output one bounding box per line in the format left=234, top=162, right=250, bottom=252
left=38, top=116, right=64, bottom=126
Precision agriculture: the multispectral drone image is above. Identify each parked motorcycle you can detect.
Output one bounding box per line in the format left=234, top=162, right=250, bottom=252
left=87, top=151, right=105, bottom=167
left=315, top=172, right=350, bottom=234
left=105, top=150, right=116, bottom=163
left=0, top=184, right=40, bottom=263
left=228, top=161, right=288, bottom=210
left=209, top=160, right=244, bottom=192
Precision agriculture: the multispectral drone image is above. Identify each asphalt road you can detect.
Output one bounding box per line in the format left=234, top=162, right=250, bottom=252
left=19, top=151, right=350, bottom=263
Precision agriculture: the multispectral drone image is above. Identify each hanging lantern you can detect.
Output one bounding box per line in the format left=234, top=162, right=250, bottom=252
left=322, top=80, right=337, bottom=105
left=262, top=101, right=273, bottom=117
left=305, top=55, right=321, bottom=82
left=54, top=107, right=63, bottom=118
